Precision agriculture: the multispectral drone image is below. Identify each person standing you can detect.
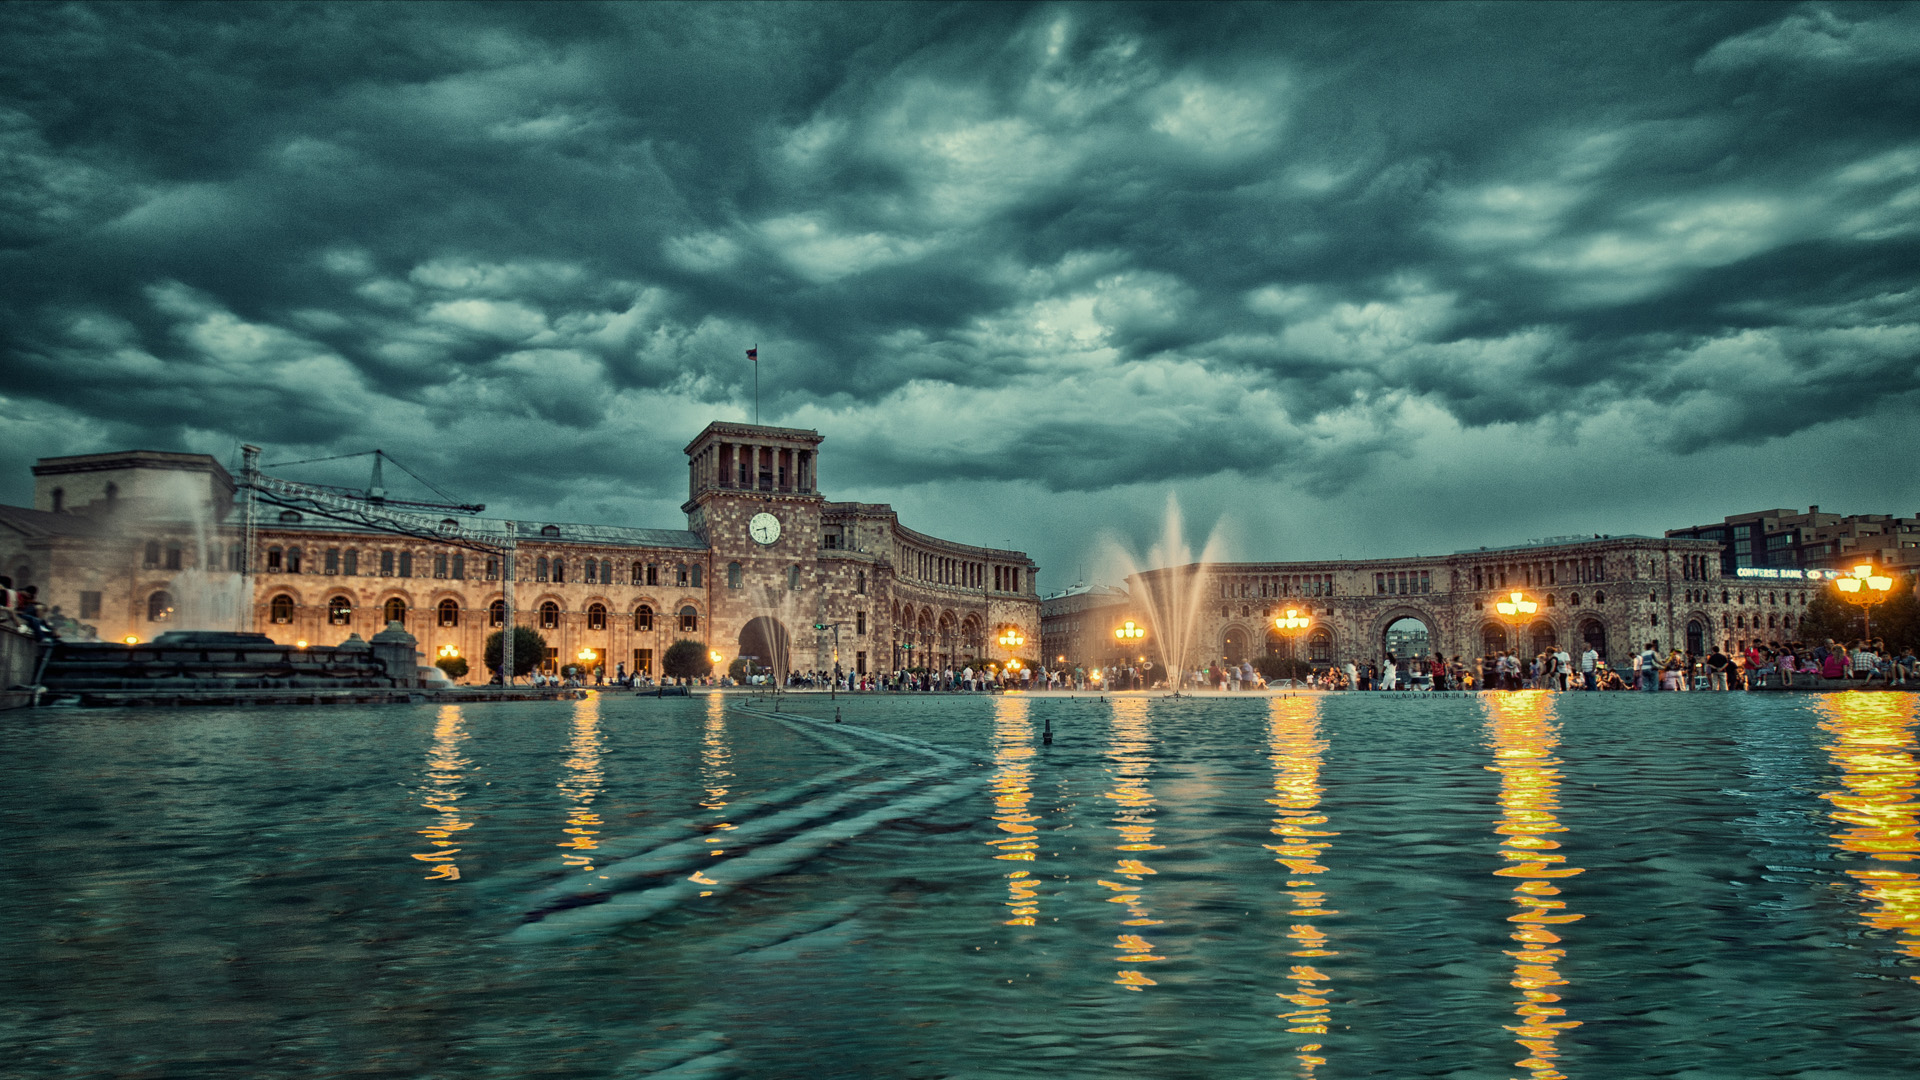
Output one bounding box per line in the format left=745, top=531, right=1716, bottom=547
left=1579, top=642, right=1598, bottom=690
left=1706, top=646, right=1730, bottom=691
left=1638, top=641, right=1661, bottom=692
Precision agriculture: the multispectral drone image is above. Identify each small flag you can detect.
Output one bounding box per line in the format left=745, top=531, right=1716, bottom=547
left=746, top=347, right=757, bottom=362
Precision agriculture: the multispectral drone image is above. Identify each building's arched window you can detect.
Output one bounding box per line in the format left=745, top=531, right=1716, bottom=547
left=587, top=603, right=606, bottom=631
left=328, top=596, right=352, bottom=625
left=383, top=597, right=407, bottom=625
left=270, top=594, right=295, bottom=624
left=438, top=599, right=459, bottom=627
left=690, top=564, right=701, bottom=587
left=857, top=570, right=866, bottom=595
left=279, top=510, right=302, bottom=524
left=585, top=557, right=598, bottom=584
left=1569, top=593, right=1580, bottom=607
left=788, top=565, right=800, bottom=590
left=286, top=546, right=303, bottom=574
left=728, top=561, right=742, bottom=588
left=679, top=605, right=698, bottom=632
left=631, top=561, right=644, bottom=585
left=540, top=601, right=560, bottom=629
left=536, top=556, right=549, bottom=582
left=676, top=563, right=688, bottom=587
left=1545, top=595, right=1556, bottom=607
left=489, top=599, right=506, bottom=626
left=1594, top=591, right=1606, bottom=604
left=266, top=545, right=283, bottom=572
left=147, top=590, right=174, bottom=622
left=1308, top=628, right=1332, bottom=663
left=552, top=559, right=565, bottom=583
left=634, top=604, right=653, bottom=631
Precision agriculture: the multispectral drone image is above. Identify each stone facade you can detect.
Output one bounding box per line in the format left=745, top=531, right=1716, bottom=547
left=5, top=421, right=1039, bottom=681
left=1117, top=534, right=1828, bottom=673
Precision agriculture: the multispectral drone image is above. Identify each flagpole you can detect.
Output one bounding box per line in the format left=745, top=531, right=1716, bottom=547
left=754, top=344, right=759, bottom=424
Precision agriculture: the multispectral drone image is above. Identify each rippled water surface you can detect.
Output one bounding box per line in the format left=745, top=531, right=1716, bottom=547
left=2, top=691, right=1917, bottom=1078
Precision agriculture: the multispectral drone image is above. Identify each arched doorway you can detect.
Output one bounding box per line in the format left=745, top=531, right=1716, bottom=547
left=1528, top=620, right=1556, bottom=655
left=1579, top=618, right=1607, bottom=660
left=1383, top=616, right=1430, bottom=662
left=1223, top=626, right=1249, bottom=664
left=1686, top=619, right=1706, bottom=656
left=739, top=616, right=790, bottom=680
left=1482, top=624, right=1508, bottom=654
left=1265, top=627, right=1288, bottom=658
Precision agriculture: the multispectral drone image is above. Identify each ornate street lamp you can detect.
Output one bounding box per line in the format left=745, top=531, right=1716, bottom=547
left=1114, top=619, right=1145, bottom=643
left=1495, top=590, right=1537, bottom=650
left=1273, top=607, right=1310, bottom=658
left=1835, top=562, right=1895, bottom=638
left=999, top=627, right=1026, bottom=649
left=438, top=643, right=460, bottom=659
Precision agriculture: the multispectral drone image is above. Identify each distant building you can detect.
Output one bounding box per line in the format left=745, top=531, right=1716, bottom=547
left=1039, top=584, right=1134, bottom=672
left=1, top=422, right=1039, bottom=680
left=1125, top=534, right=1826, bottom=672
left=1667, top=506, right=1920, bottom=576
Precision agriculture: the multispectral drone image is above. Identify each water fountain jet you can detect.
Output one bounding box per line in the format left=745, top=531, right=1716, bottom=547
left=1103, top=494, right=1229, bottom=692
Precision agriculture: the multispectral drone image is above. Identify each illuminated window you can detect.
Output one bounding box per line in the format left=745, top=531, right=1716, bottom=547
left=270, top=594, right=294, bottom=624
left=328, top=596, right=352, bottom=625
left=147, top=590, right=174, bottom=622
left=540, top=601, right=560, bottom=629
left=1308, top=628, right=1332, bottom=663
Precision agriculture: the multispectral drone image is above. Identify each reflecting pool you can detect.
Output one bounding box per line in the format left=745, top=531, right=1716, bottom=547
left=1, top=691, right=1916, bottom=1077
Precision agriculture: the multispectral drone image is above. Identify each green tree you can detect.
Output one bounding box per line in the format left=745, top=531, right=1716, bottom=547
left=1802, top=583, right=1918, bottom=650
left=435, top=655, right=469, bottom=681
left=728, top=656, right=753, bottom=682
left=484, top=627, right=548, bottom=679
left=663, top=639, right=713, bottom=682
left=1254, top=654, right=1313, bottom=682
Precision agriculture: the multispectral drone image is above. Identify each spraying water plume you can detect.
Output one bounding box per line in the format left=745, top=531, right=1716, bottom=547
left=1103, top=494, right=1227, bottom=689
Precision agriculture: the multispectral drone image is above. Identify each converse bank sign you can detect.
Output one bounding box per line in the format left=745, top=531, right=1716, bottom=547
left=1736, top=567, right=1844, bottom=580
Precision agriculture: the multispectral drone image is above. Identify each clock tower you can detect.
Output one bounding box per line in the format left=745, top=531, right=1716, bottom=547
left=683, top=421, right=829, bottom=672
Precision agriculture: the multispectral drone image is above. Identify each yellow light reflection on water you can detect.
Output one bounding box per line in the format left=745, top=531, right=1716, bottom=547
left=700, top=690, right=733, bottom=811
left=1104, top=697, right=1163, bottom=990
left=1483, top=691, right=1582, bottom=1080
left=986, top=695, right=1042, bottom=925
left=1266, top=695, right=1337, bottom=1073
left=1815, top=693, right=1920, bottom=983
left=414, top=704, right=474, bottom=881
left=556, top=692, right=604, bottom=871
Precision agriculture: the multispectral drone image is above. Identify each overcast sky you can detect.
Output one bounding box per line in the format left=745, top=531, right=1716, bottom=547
left=2, top=1, right=1916, bottom=589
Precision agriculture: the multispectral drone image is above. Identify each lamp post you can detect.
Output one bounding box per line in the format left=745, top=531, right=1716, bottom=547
left=1494, top=590, right=1537, bottom=652
left=1273, top=607, right=1311, bottom=680
left=1113, top=620, right=1145, bottom=688
left=1835, top=562, right=1895, bottom=639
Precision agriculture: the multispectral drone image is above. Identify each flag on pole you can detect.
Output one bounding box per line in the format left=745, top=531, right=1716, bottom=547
left=746, top=347, right=757, bottom=361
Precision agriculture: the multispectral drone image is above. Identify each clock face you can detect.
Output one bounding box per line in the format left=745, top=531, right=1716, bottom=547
left=749, top=512, right=781, bottom=546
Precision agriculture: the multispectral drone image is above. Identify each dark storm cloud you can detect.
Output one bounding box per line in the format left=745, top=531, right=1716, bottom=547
left=2, top=1, right=1918, bottom=575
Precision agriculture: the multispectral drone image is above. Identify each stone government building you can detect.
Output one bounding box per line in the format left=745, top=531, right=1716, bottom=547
left=1, top=421, right=1041, bottom=680
left=1047, top=535, right=1832, bottom=675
